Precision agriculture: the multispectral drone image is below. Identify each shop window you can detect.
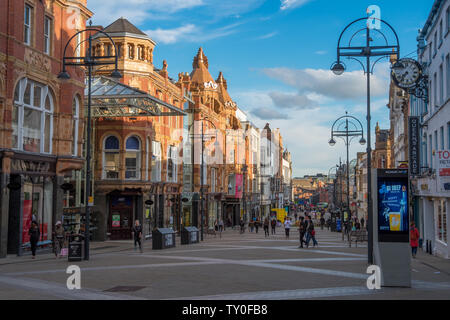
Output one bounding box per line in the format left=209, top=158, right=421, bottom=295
left=437, top=200, right=447, bottom=244
left=12, top=78, right=53, bottom=153
left=103, top=136, right=120, bottom=179
left=167, top=145, right=178, bottom=182
left=151, top=141, right=161, bottom=182
left=72, top=95, right=80, bottom=156
left=125, top=136, right=140, bottom=180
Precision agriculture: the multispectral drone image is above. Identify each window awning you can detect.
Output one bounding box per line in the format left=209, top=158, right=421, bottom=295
left=85, top=76, right=187, bottom=118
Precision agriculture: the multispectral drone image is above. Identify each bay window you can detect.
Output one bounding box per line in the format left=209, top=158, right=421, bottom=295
left=12, top=78, right=53, bottom=153
left=151, top=141, right=161, bottom=182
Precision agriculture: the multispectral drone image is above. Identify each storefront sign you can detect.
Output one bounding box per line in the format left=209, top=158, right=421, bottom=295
left=408, top=116, right=420, bottom=175
left=436, top=150, right=450, bottom=192
left=11, top=159, right=52, bottom=174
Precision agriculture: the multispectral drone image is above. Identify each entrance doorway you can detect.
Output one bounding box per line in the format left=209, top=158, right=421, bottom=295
left=108, top=195, right=133, bottom=240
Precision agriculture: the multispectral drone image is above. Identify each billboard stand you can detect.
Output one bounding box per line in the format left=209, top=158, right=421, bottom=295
left=372, top=169, right=411, bottom=287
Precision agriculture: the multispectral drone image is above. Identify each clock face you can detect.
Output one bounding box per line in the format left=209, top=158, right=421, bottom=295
left=391, top=58, right=422, bottom=89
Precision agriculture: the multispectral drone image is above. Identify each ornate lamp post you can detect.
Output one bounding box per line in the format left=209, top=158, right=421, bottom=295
left=331, top=17, right=401, bottom=264
left=329, top=111, right=365, bottom=236
left=58, top=26, right=121, bottom=260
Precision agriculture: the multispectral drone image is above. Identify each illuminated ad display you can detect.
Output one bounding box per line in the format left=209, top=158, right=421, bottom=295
left=377, top=169, right=409, bottom=242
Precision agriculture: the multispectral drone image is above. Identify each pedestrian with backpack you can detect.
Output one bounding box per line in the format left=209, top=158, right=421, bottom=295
left=263, top=218, right=270, bottom=237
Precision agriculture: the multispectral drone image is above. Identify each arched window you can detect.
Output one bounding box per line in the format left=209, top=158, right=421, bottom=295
left=125, top=136, right=140, bottom=180
left=12, top=78, right=53, bottom=153
left=72, top=95, right=80, bottom=156
left=103, top=136, right=120, bottom=179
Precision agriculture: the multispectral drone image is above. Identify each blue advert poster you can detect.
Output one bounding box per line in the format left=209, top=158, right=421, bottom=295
left=378, top=179, right=408, bottom=233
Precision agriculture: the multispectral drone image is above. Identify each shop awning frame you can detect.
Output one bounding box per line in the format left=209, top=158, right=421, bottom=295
left=86, top=76, right=187, bottom=118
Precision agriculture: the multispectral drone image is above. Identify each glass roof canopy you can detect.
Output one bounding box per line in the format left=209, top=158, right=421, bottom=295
left=85, top=76, right=187, bottom=118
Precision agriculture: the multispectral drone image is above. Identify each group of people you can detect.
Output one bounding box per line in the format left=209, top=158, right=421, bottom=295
left=297, top=216, right=318, bottom=248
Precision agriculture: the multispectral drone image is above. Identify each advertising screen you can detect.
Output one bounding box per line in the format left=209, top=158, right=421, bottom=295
left=377, top=169, right=409, bottom=242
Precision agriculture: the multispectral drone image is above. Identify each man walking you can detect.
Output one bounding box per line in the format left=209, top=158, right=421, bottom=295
left=298, top=217, right=306, bottom=248
left=304, top=216, right=312, bottom=247
left=132, top=219, right=143, bottom=253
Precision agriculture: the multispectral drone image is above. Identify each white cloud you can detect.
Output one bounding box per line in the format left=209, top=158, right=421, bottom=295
left=145, top=22, right=242, bottom=44
left=145, top=24, right=198, bottom=44
left=263, top=65, right=390, bottom=100
left=269, top=91, right=318, bottom=110
left=88, top=0, right=204, bottom=25
left=250, top=107, right=289, bottom=120
left=256, top=32, right=278, bottom=40
left=280, top=0, right=312, bottom=11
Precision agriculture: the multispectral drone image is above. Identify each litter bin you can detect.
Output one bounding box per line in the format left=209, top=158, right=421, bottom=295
left=181, top=226, right=199, bottom=245
left=68, top=234, right=84, bottom=261
left=152, top=228, right=176, bottom=250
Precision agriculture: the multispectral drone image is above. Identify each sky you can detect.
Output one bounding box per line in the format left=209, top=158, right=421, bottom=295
left=86, top=0, right=433, bottom=177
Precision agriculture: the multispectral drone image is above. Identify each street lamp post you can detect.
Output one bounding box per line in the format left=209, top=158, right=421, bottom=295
left=197, top=116, right=217, bottom=241
left=331, top=17, right=400, bottom=264
left=329, top=111, right=365, bottom=240
left=58, top=26, right=121, bottom=260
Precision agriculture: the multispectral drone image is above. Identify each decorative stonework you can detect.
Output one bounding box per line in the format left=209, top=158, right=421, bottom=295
left=24, top=48, right=51, bottom=73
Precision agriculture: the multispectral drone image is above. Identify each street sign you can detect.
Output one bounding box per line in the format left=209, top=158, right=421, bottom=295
left=408, top=117, right=420, bottom=175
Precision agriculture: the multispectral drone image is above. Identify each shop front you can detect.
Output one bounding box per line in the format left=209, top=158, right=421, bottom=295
left=2, top=153, right=62, bottom=256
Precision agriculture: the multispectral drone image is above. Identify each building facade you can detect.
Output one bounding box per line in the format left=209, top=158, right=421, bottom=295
left=410, top=0, right=449, bottom=259
left=0, top=0, right=91, bottom=257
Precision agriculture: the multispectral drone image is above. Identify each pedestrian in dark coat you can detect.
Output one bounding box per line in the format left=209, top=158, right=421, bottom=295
left=29, top=221, right=40, bottom=259
left=271, top=218, right=276, bottom=234
left=298, top=217, right=306, bottom=248
left=263, top=218, right=270, bottom=237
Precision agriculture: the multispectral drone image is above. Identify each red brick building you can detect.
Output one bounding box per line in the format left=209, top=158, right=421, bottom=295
left=0, top=0, right=91, bottom=257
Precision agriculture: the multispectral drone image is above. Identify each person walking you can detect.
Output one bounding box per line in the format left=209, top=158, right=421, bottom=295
left=53, top=221, right=65, bottom=259
left=240, top=219, right=245, bottom=234
left=132, top=219, right=143, bottom=253
left=218, top=219, right=224, bottom=238
left=410, top=221, right=420, bottom=258
left=255, top=218, right=260, bottom=234
left=284, top=217, right=292, bottom=240
left=320, top=216, right=325, bottom=230
left=298, top=217, right=306, bottom=248
left=271, top=218, right=276, bottom=235
left=307, top=223, right=318, bottom=247
left=29, top=221, right=40, bottom=259
left=263, top=218, right=270, bottom=237
left=361, top=217, right=365, bottom=229
left=304, top=216, right=312, bottom=247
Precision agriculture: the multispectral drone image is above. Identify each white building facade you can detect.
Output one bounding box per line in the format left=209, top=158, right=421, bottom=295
left=410, top=0, right=450, bottom=259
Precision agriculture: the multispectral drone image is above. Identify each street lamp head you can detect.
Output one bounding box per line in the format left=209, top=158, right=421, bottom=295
left=359, top=137, right=366, bottom=145
left=110, top=69, right=122, bottom=79
left=331, top=61, right=345, bottom=75
left=328, top=137, right=336, bottom=146
left=57, top=70, right=71, bottom=80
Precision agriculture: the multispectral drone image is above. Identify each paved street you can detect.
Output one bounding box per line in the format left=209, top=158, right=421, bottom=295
left=0, top=227, right=449, bottom=300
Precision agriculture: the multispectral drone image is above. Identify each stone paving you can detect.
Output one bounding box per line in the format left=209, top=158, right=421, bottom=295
left=0, top=227, right=449, bottom=300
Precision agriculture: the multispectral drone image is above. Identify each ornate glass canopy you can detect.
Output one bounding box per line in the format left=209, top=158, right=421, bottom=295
left=86, top=76, right=187, bottom=117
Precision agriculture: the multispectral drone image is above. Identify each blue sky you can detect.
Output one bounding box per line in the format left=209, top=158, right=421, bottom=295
left=88, top=0, right=433, bottom=177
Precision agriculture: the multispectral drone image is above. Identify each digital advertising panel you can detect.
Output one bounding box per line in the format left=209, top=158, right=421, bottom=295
left=377, top=169, right=409, bottom=242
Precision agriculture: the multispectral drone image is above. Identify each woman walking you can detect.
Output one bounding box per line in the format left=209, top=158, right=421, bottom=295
left=410, top=221, right=420, bottom=258
left=132, top=219, right=143, bottom=253
left=29, top=221, right=40, bottom=259
left=306, top=222, right=318, bottom=248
